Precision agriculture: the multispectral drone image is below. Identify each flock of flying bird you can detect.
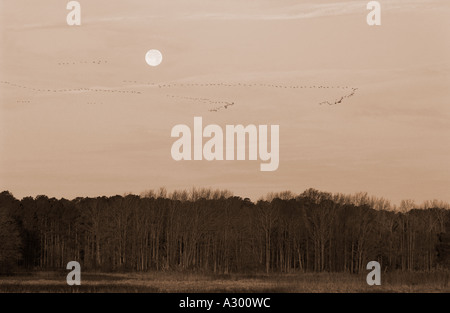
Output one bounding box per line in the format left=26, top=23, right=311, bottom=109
left=58, top=60, right=108, bottom=66
left=123, top=80, right=356, bottom=92
left=0, top=80, right=141, bottom=94
left=3, top=62, right=359, bottom=111
left=165, top=94, right=235, bottom=112
left=319, top=87, right=358, bottom=105
left=156, top=81, right=358, bottom=111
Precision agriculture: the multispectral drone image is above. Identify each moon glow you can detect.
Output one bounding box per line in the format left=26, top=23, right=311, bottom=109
left=145, top=49, right=163, bottom=67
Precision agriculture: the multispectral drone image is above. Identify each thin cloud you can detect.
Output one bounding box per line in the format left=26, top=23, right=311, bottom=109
left=185, top=0, right=443, bottom=21
left=4, top=0, right=443, bottom=31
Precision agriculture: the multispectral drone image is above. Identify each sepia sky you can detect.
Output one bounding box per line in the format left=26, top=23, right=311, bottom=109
left=0, top=0, right=449, bottom=204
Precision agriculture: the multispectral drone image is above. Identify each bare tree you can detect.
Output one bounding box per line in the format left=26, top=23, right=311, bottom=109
left=0, top=211, right=21, bottom=273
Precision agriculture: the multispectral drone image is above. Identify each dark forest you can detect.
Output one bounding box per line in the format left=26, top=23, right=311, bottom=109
left=1, top=188, right=449, bottom=275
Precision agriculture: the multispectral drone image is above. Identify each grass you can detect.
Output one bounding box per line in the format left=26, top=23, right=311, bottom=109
left=0, top=271, right=449, bottom=293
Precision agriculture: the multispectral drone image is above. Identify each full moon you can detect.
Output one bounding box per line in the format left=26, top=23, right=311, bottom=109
left=145, top=49, right=163, bottom=67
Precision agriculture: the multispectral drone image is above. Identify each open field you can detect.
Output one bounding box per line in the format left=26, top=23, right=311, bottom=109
left=1, top=271, right=449, bottom=293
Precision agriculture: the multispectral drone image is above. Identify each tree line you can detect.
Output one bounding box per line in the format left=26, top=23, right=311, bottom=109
left=0, top=188, right=449, bottom=274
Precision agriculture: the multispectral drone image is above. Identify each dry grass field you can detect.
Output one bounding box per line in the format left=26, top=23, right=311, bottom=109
left=1, top=271, right=449, bottom=293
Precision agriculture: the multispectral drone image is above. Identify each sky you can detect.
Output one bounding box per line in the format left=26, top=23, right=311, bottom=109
left=0, top=0, right=449, bottom=204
